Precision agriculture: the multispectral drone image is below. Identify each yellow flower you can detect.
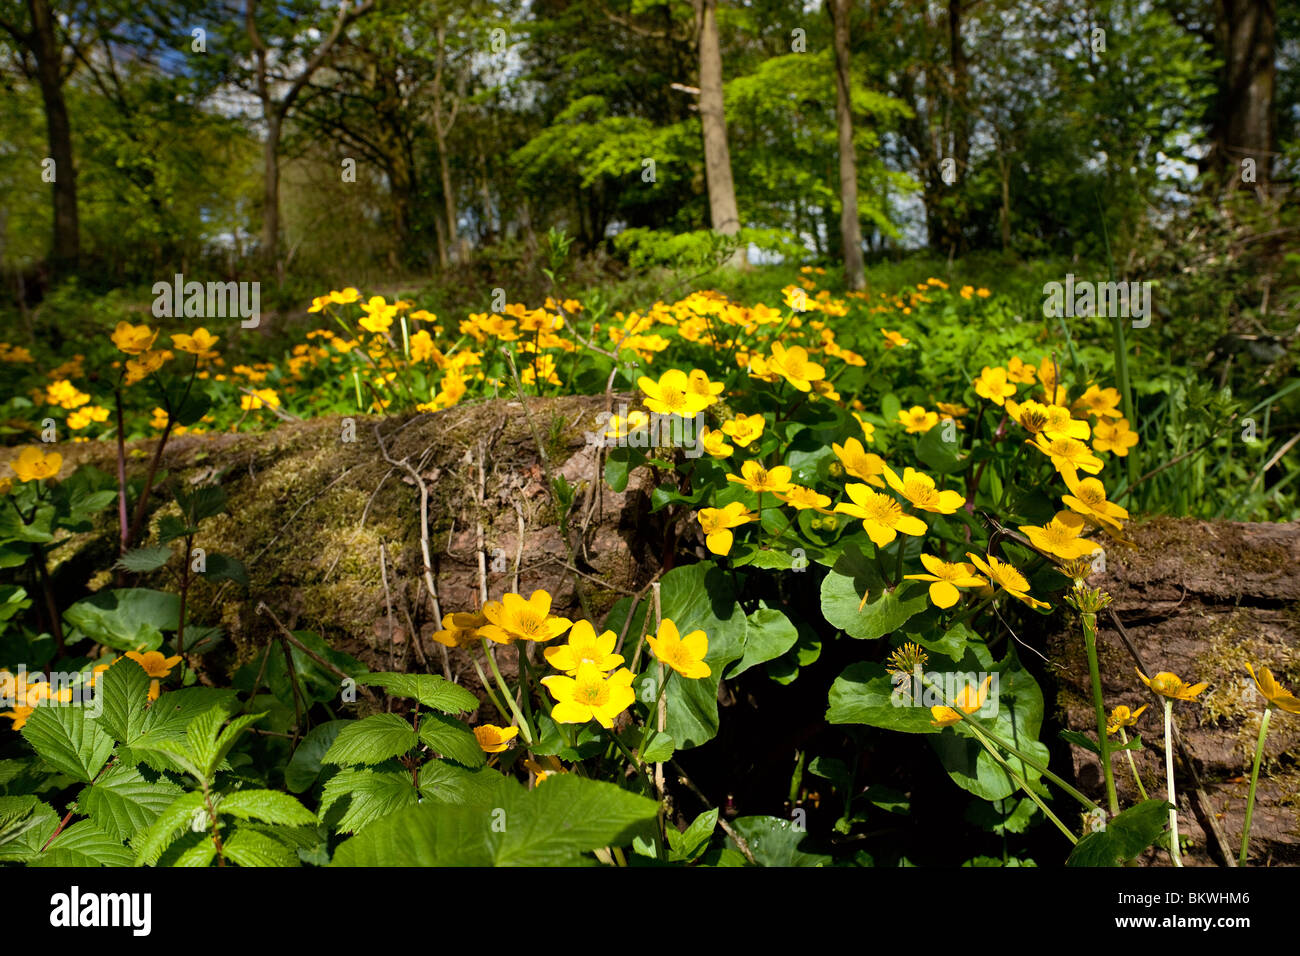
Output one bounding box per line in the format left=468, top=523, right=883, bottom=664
left=774, top=485, right=831, bottom=511
left=726, top=460, right=793, bottom=495
left=125, top=650, right=183, bottom=701
left=832, top=437, right=886, bottom=486
left=479, top=590, right=573, bottom=644
left=882, top=465, right=965, bottom=514
left=851, top=413, right=876, bottom=442
left=111, top=321, right=159, bottom=355
left=1019, top=511, right=1102, bottom=561
left=766, top=342, right=826, bottom=392
left=966, top=552, right=1049, bottom=610
left=604, top=410, right=649, bottom=439
left=931, top=675, right=994, bottom=727
left=1, top=705, right=35, bottom=730
left=898, top=405, right=939, bottom=433
left=936, top=402, right=969, bottom=419
left=976, top=288, right=990, bottom=298
left=1093, top=418, right=1139, bottom=456
left=720, top=413, right=766, bottom=448
left=1245, top=664, right=1300, bottom=715
left=696, top=501, right=757, bottom=556
left=1005, top=356, right=1037, bottom=384
left=638, top=369, right=712, bottom=416
left=1061, top=474, right=1129, bottom=533
left=1136, top=669, right=1207, bottom=702
left=9, top=446, right=63, bottom=483
left=170, top=327, right=220, bottom=358
left=698, top=426, right=733, bottom=458
left=358, top=297, right=396, bottom=334
left=240, top=388, right=281, bottom=411
left=521, top=354, right=562, bottom=387
left=432, top=611, right=486, bottom=648
left=647, top=619, right=711, bottom=679
left=687, top=369, right=724, bottom=406
left=541, top=663, right=636, bottom=728
left=543, top=620, right=624, bottom=674
left=66, top=404, right=110, bottom=430
left=835, top=483, right=927, bottom=547
left=1074, top=385, right=1123, bottom=420
left=523, top=753, right=566, bottom=784
left=1106, top=704, right=1147, bottom=735
left=1040, top=405, right=1090, bottom=442
left=974, top=366, right=1016, bottom=405
left=124, top=350, right=168, bottom=385
left=881, top=329, right=909, bottom=349
left=1027, top=433, right=1104, bottom=476
left=46, top=379, right=90, bottom=409
left=473, top=724, right=519, bottom=753
left=904, top=554, right=986, bottom=609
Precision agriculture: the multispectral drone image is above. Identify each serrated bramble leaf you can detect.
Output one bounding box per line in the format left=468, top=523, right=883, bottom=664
left=34, top=819, right=132, bottom=867
left=417, top=713, right=485, bottom=768
left=133, top=791, right=206, bottom=867
left=320, top=768, right=418, bottom=834
left=322, top=715, right=418, bottom=767
left=80, top=764, right=184, bottom=843
left=356, top=673, right=479, bottom=714
left=21, top=704, right=115, bottom=783
left=222, top=827, right=299, bottom=868
left=220, top=790, right=316, bottom=826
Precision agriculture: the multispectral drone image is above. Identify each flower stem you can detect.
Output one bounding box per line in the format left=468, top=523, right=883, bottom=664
left=1238, top=706, right=1272, bottom=866
left=481, top=638, right=532, bottom=745
left=969, top=724, right=1076, bottom=845
left=1082, top=615, right=1119, bottom=815
left=1164, top=699, right=1181, bottom=867
left=1119, top=728, right=1149, bottom=801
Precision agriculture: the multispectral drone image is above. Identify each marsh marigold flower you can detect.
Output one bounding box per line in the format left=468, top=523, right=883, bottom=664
left=882, top=465, right=965, bottom=514
left=46, top=379, right=90, bottom=409
left=698, top=426, right=733, bottom=458
left=1135, top=669, right=1207, bottom=702
left=898, top=405, right=939, bottom=433
left=974, top=366, right=1016, bottom=405
left=1028, top=433, right=1103, bottom=476
left=473, top=724, right=518, bottom=753
left=967, top=552, right=1049, bottom=610
left=696, top=501, right=757, bottom=556
left=639, top=369, right=712, bottom=417
left=931, top=675, right=994, bottom=727
left=1019, top=511, right=1102, bottom=561
left=726, top=460, right=793, bottom=495
left=111, top=321, right=158, bottom=355
left=765, top=342, right=826, bottom=392
left=720, top=413, right=765, bottom=448
left=124, top=350, right=168, bottom=385
left=170, top=328, right=220, bottom=358
left=541, top=663, right=636, bottom=729
left=835, top=483, right=927, bottom=547
left=1245, top=664, right=1300, bottom=715
left=881, top=329, right=909, bottom=349
left=1093, top=418, right=1139, bottom=456
left=543, top=620, right=624, bottom=674
left=647, top=619, right=711, bottom=679
left=775, top=485, right=832, bottom=511
left=904, top=555, right=987, bottom=609
left=832, top=437, right=887, bottom=486
left=480, top=589, right=573, bottom=644
left=432, top=611, right=485, bottom=648
left=124, top=650, right=183, bottom=701
left=1106, top=704, right=1147, bottom=735
left=9, top=446, right=62, bottom=483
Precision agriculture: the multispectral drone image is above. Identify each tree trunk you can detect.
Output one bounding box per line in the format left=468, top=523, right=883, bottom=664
left=829, top=0, right=864, bottom=290
left=1212, top=0, right=1275, bottom=190
left=28, top=0, right=79, bottom=273
left=695, top=0, right=745, bottom=264
left=261, top=112, right=282, bottom=269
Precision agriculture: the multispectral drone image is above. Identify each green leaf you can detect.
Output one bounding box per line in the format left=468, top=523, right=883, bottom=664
left=641, top=732, right=675, bottom=763
left=821, top=570, right=928, bottom=641
left=220, top=790, right=316, bottom=827
left=606, top=562, right=747, bottom=749
left=113, top=546, right=173, bottom=574
left=322, top=714, right=418, bottom=767
left=0, top=797, right=58, bottom=862
left=223, top=827, right=299, bottom=868
left=34, top=819, right=132, bottom=867
left=133, top=791, right=206, bottom=866
left=417, top=713, right=486, bottom=768
left=320, top=768, right=419, bottom=835
left=1067, top=800, right=1173, bottom=867
left=667, top=807, right=717, bottom=863
left=95, top=657, right=152, bottom=745
left=80, top=764, right=184, bottom=843
left=727, top=815, right=831, bottom=867
left=285, top=721, right=349, bottom=793
left=200, top=553, right=248, bottom=588
left=63, top=588, right=180, bottom=652
left=604, top=448, right=632, bottom=493
left=726, top=607, right=800, bottom=679
left=826, top=662, right=942, bottom=734
left=418, top=760, right=506, bottom=807
left=332, top=774, right=658, bottom=867
left=916, top=422, right=966, bottom=474
left=21, top=703, right=115, bottom=783
left=1060, top=729, right=1101, bottom=755
left=357, top=672, right=479, bottom=714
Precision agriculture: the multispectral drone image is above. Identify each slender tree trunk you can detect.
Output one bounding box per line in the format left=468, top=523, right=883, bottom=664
left=1212, top=0, right=1275, bottom=190
left=261, top=111, right=281, bottom=268
left=829, top=0, right=864, bottom=290
left=436, top=131, right=458, bottom=260
left=695, top=0, right=745, bottom=264
left=28, top=0, right=79, bottom=272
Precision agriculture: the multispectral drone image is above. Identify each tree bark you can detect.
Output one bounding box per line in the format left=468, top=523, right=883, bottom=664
left=829, top=0, right=864, bottom=290
left=695, top=0, right=745, bottom=264
left=1211, top=0, right=1275, bottom=190
left=28, top=0, right=79, bottom=273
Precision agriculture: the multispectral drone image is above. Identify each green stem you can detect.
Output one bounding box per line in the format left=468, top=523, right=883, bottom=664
left=637, top=669, right=672, bottom=759
left=481, top=638, right=533, bottom=745
left=1082, top=615, right=1119, bottom=815
left=893, top=535, right=906, bottom=587
left=969, top=724, right=1077, bottom=845
left=469, top=653, right=509, bottom=724
left=1119, top=728, right=1149, bottom=801
left=1238, top=706, right=1272, bottom=866
left=1164, top=699, right=1181, bottom=867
